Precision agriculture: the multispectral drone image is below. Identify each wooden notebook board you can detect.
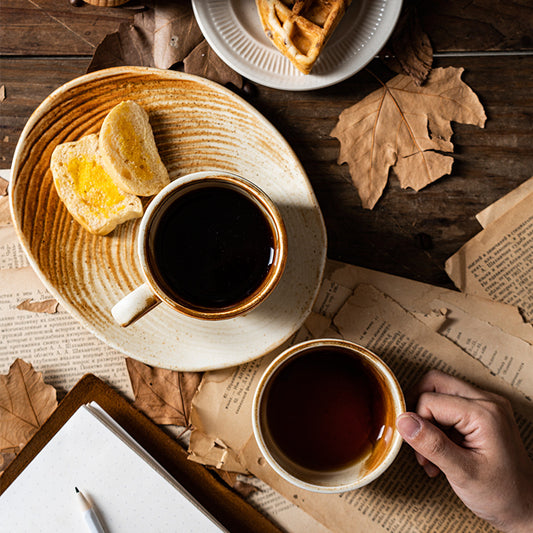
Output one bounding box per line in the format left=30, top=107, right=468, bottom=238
left=0, top=373, right=281, bottom=533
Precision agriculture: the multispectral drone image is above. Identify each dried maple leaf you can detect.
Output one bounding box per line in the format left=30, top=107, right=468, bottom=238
left=125, top=357, right=202, bottom=427
left=0, top=359, right=57, bottom=454
left=331, top=67, right=486, bottom=209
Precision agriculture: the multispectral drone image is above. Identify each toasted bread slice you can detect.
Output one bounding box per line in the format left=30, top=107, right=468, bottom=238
left=51, top=134, right=143, bottom=235
left=256, top=0, right=351, bottom=74
left=99, top=100, right=170, bottom=196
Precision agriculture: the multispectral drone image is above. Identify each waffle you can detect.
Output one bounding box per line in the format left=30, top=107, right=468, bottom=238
left=256, top=0, right=352, bottom=74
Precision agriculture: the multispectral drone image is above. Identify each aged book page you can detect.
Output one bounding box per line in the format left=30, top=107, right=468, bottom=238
left=190, top=278, right=533, bottom=532
left=0, top=266, right=132, bottom=399
left=445, top=192, right=533, bottom=322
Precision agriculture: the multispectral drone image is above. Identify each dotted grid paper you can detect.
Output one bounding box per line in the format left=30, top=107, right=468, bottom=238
left=0, top=403, right=225, bottom=532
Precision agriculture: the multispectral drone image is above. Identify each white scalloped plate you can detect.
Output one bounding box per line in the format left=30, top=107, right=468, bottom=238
left=192, top=0, right=403, bottom=91
left=10, top=67, right=327, bottom=371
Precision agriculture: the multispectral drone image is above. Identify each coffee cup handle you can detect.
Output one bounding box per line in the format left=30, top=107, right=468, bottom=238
left=111, top=283, right=160, bottom=327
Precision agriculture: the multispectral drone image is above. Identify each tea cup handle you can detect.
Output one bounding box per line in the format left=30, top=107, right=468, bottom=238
left=111, top=283, right=159, bottom=327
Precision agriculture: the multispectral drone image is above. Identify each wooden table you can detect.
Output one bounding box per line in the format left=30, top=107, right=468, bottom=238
left=1, top=0, right=532, bottom=292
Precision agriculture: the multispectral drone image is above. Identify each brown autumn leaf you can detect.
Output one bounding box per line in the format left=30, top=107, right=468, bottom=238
left=379, top=3, right=433, bottom=86
left=183, top=40, right=244, bottom=89
left=17, top=298, right=59, bottom=314
left=0, top=448, right=19, bottom=475
left=330, top=67, right=486, bottom=209
left=0, top=177, right=10, bottom=227
left=88, top=1, right=243, bottom=88
left=125, top=357, right=202, bottom=426
left=0, top=177, right=8, bottom=196
left=0, top=359, right=57, bottom=455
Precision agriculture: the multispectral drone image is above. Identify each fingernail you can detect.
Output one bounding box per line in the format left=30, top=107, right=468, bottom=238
left=397, top=413, right=422, bottom=439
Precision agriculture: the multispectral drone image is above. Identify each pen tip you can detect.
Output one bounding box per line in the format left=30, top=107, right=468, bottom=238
left=75, top=487, right=79, bottom=493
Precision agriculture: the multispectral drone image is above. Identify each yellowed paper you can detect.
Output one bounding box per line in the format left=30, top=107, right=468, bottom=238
left=445, top=192, right=533, bottom=322
left=0, top=226, right=30, bottom=270
left=0, top=267, right=132, bottom=399
left=476, top=176, right=533, bottom=228
left=417, top=298, right=533, bottom=396
left=322, top=260, right=533, bottom=344
left=242, top=477, right=333, bottom=533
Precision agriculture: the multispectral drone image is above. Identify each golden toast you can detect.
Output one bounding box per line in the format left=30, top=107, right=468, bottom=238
left=99, top=100, right=170, bottom=196
left=256, top=0, right=351, bottom=74
left=51, top=134, right=143, bottom=235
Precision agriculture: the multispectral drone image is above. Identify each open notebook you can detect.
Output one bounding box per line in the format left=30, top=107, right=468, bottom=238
left=0, top=402, right=224, bottom=532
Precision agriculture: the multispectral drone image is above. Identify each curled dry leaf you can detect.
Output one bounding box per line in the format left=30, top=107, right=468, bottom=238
left=1, top=448, right=19, bottom=475
left=0, top=359, right=57, bottom=455
left=125, top=357, right=202, bottom=427
left=88, top=1, right=243, bottom=88
left=379, top=3, right=433, bottom=86
left=16, top=298, right=59, bottom=314
left=0, top=177, right=8, bottom=196
left=183, top=40, right=244, bottom=89
left=330, top=67, right=486, bottom=209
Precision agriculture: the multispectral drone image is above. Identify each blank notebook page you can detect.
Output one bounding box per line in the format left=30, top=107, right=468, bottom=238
left=0, top=403, right=224, bottom=532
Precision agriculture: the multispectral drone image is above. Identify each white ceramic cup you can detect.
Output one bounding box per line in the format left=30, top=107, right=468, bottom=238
left=252, top=338, right=405, bottom=493
left=112, top=171, right=287, bottom=327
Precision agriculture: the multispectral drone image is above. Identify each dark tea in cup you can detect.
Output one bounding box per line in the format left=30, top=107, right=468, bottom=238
left=252, top=339, right=405, bottom=493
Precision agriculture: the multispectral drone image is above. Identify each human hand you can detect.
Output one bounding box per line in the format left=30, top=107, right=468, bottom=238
left=396, top=370, right=533, bottom=533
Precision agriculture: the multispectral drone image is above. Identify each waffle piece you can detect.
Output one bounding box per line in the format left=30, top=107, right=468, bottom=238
left=256, top=0, right=351, bottom=74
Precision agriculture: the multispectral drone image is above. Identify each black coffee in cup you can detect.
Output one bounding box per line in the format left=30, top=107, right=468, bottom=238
left=148, top=184, right=276, bottom=311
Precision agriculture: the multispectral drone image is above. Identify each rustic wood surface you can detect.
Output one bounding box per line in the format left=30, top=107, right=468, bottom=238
left=1, top=0, right=532, bottom=290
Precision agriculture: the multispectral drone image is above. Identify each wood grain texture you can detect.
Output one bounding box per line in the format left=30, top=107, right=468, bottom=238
left=418, top=0, right=533, bottom=52
left=0, top=0, right=136, bottom=55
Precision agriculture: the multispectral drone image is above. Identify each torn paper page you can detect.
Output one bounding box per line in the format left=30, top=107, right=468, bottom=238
left=417, top=299, right=533, bottom=397
left=445, top=192, right=533, bottom=322
left=322, top=260, right=533, bottom=344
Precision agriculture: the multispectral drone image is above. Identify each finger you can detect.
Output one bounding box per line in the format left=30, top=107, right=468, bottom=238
left=415, top=392, right=489, bottom=442
left=414, top=450, right=441, bottom=477
left=396, top=412, right=470, bottom=482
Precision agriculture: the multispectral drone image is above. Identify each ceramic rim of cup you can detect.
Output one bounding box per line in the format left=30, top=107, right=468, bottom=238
left=139, top=170, right=287, bottom=320
left=252, top=338, right=406, bottom=493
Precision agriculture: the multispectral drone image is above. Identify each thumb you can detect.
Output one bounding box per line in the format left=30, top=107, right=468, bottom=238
left=397, top=412, right=468, bottom=480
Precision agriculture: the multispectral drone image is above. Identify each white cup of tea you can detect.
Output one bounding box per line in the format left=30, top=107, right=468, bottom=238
left=112, top=171, right=287, bottom=327
left=252, top=338, right=405, bottom=493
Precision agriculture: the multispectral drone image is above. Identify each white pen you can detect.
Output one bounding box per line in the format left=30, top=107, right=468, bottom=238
left=75, top=487, right=107, bottom=533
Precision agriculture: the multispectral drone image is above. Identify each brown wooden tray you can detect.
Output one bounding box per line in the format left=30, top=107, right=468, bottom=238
left=0, top=373, right=281, bottom=533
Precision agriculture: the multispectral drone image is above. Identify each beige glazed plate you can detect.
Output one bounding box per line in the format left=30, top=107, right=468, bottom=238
left=10, top=67, right=327, bottom=371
